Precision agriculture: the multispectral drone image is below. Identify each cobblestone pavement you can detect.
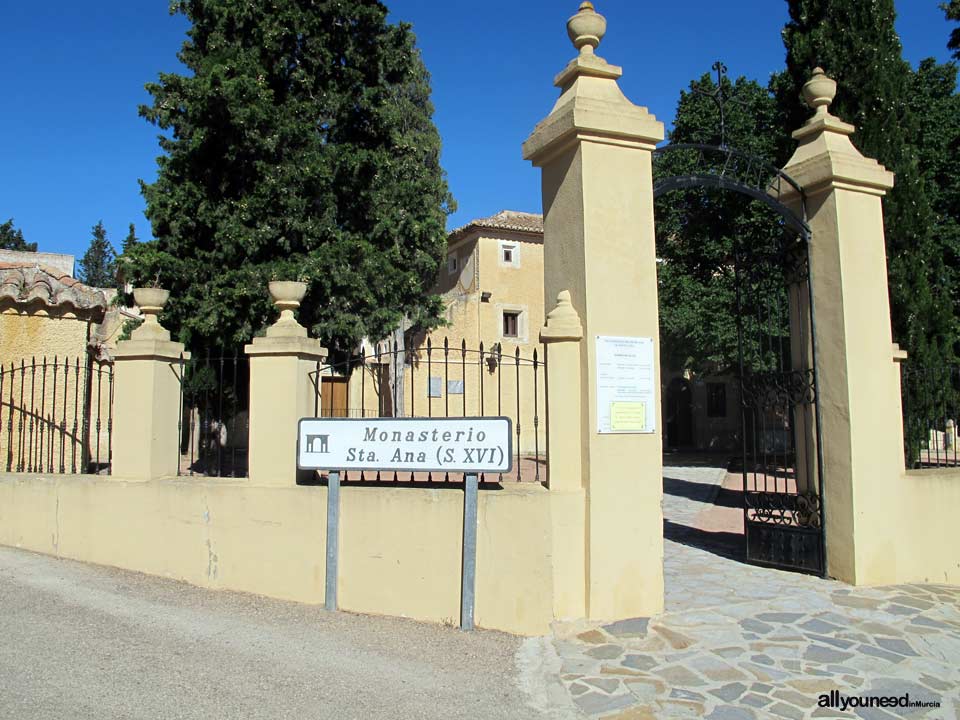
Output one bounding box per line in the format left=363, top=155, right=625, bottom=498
left=550, top=464, right=960, bottom=719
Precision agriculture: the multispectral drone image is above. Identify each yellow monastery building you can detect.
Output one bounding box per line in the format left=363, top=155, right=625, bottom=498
left=330, top=210, right=739, bottom=457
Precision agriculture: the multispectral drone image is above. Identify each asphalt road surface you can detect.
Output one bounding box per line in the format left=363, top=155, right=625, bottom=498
left=0, top=547, right=574, bottom=720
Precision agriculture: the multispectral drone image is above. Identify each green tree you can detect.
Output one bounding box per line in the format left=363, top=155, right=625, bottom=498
left=945, top=0, right=960, bottom=59
left=655, top=72, right=785, bottom=375
left=908, top=58, right=960, bottom=314
left=779, top=0, right=958, bottom=366
left=115, top=223, right=140, bottom=304
left=0, top=218, right=37, bottom=252
left=122, top=223, right=139, bottom=254
left=77, top=221, right=117, bottom=288
left=131, top=0, right=454, bottom=353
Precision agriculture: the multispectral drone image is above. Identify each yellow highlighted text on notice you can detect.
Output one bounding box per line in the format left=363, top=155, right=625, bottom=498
left=610, top=402, right=647, bottom=432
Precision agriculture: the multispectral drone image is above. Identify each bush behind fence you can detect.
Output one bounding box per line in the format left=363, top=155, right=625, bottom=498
left=902, top=363, right=960, bottom=469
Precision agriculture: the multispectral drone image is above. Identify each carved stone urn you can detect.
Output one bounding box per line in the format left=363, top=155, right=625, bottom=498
left=267, top=280, right=308, bottom=338
left=567, top=1, right=606, bottom=55
left=802, top=67, right=837, bottom=116
left=132, top=287, right=171, bottom=341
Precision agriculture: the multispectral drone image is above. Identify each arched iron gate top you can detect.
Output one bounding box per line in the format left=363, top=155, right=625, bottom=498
left=652, top=143, right=811, bottom=238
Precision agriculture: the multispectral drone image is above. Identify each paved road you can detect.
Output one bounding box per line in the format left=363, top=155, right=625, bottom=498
left=0, top=547, right=575, bottom=720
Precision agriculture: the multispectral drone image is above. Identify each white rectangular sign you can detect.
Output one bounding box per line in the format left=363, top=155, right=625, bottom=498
left=298, top=417, right=513, bottom=473
left=596, top=335, right=656, bottom=434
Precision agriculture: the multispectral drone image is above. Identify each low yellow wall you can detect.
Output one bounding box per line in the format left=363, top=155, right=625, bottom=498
left=895, top=470, right=960, bottom=585
left=0, top=473, right=569, bottom=635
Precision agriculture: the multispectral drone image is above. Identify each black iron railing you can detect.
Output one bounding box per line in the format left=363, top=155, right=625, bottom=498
left=177, top=352, right=249, bottom=477
left=653, top=143, right=809, bottom=236
left=311, top=337, right=547, bottom=484
left=0, top=355, right=113, bottom=474
left=902, top=363, right=960, bottom=469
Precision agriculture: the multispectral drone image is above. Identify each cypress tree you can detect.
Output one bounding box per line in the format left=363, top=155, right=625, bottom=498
left=121, top=223, right=138, bottom=255
left=945, top=0, right=960, bottom=59
left=131, top=0, right=454, bottom=353
left=116, top=223, right=140, bottom=303
left=908, top=59, right=960, bottom=318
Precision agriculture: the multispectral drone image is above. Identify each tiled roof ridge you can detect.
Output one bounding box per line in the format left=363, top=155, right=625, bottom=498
left=449, top=209, right=544, bottom=240
left=0, top=262, right=109, bottom=316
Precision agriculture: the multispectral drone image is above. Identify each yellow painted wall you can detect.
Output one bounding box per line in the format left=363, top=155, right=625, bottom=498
left=0, top=310, right=112, bottom=473
left=896, top=470, right=960, bottom=585
left=433, top=229, right=545, bottom=356
left=0, top=472, right=572, bottom=635
left=0, top=307, right=91, bottom=365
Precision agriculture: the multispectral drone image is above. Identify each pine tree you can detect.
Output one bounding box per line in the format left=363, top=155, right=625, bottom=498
left=131, top=0, right=454, bottom=353
left=779, top=0, right=958, bottom=365
left=0, top=218, right=37, bottom=252
left=77, top=221, right=117, bottom=288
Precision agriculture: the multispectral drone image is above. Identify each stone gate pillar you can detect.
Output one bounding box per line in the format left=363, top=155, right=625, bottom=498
left=523, top=3, right=665, bottom=619
left=780, top=69, right=902, bottom=584
left=112, top=291, right=189, bottom=480
left=245, top=282, right=327, bottom=486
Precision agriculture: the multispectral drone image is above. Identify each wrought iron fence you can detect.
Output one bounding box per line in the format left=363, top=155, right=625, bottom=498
left=177, top=352, right=249, bottom=477
left=0, top=355, right=114, bottom=474
left=901, top=363, right=960, bottom=469
left=311, top=337, right=547, bottom=484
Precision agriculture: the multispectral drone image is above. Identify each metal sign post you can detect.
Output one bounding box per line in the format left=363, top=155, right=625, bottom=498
left=460, top=473, right=479, bottom=631
left=324, top=470, right=340, bottom=612
left=298, top=417, right=513, bottom=630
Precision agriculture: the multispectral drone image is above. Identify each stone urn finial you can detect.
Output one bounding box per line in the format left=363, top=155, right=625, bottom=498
left=132, top=287, right=171, bottom=341
left=567, top=2, right=606, bottom=56
left=802, top=67, right=837, bottom=117
left=267, top=280, right=308, bottom=338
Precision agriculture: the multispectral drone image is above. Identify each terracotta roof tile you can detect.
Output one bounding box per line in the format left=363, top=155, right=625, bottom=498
left=0, top=262, right=109, bottom=316
left=448, top=210, right=543, bottom=242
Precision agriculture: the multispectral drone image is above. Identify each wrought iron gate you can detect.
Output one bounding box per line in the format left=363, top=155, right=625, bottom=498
left=653, top=143, right=827, bottom=576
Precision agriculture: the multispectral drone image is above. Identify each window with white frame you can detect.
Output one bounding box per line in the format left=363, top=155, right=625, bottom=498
left=499, top=241, right=520, bottom=268
left=502, top=310, right=520, bottom=338
left=447, top=254, right=458, bottom=274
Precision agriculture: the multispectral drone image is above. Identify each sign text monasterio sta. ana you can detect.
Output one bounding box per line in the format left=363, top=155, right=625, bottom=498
left=297, top=417, right=513, bottom=473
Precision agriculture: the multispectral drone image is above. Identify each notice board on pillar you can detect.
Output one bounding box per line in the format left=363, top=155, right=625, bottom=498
left=596, top=335, right=656, bottom=434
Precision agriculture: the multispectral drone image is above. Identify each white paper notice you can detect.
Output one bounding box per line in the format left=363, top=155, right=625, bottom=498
left=596, top=336, right=656, bottom=434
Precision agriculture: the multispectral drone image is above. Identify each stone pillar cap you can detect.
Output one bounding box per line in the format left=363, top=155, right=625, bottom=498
left=782, top=67, right=894, bottom=196
left=555, top=2, right=621, bottom=87
left=114, top=339, right=189, bottom=361
left=792, top=67, right=856, bottom=141
left=541, top=290, right=584, bottom=342
left=245, top=335, right=328, bottom=360
left=523, top=3, right=663, bottom=164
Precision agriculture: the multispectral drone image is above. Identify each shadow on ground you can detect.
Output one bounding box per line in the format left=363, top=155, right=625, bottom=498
left=663, top=469, right=747, bottom=563
left=663, top=519, right=745, bottom=561
left=662, top=451, right=733, bottom=468
left=662, top=475, right=741, bottom=509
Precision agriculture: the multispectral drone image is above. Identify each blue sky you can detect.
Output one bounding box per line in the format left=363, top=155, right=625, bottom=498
left=0, top=1, right=956, bottom=259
